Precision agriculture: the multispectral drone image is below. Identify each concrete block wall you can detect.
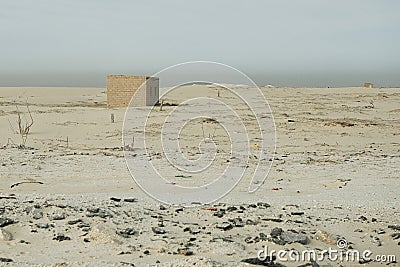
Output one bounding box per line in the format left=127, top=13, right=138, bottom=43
left=145, top=77, right=160, bottom=106
left=107, top=75, right=159, bottom=108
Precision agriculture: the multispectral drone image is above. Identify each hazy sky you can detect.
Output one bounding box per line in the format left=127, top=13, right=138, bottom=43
left=1, top=0, right=399, bottom=87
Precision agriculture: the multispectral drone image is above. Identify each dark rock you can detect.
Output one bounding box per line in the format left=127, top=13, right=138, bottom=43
left=244, top=236, right=255, bottom=244
left=354, top=229, right=363, bottom=232
left=97, top=209, right=113, bottom=218
left=159, top=204, right=167, bottom=210
left=110, top=197, right=121, bottom=202
left=376, top=229, right=385, bottom=234
left=175, top=207, right=184, bottom=213
left=246, top=219, right=257, bottom=225
left=53, top=233, right=71, bottom=242
left=226, top=206, right=238, bottom=212
left=86, top=208, right=112, bottom=218
left=77, top=222, right=91, bottom=229
left=152, top=227, right=166, bottom=235
left=120, top=261, right=136, bottom=266
left=263, top=218, right=283, bottom=223
left=291, top=211, right=305, bottom=216
left=229, top=217, right=245, bottom=227
left=67, top=218, right=83, bottom=225
left=257, top=202, right=271, bottom=209
left=32, top=209, right=43, bottom=220
left=259, top=233, right=268, bottom=241
left=0, top=258, right=13, bottom=263
left=143, top=250, right=150, bottom=255
left=391, top=233, right=400, bottom=240
left=123, top=198, right=137, bottom=203
left=49, top=213, right=66, bottom=220
left=117, top=228, right=137, bottom=238
left=388, top=225, right=400, bottom=231
left=244, top=236, right=260, bottom=244
left=280, top=231, right=309, bottom=245
left=23, top=206, right=33, bottom=214
left=87, top=207, right=99, bottom=213
left=0, top=217, right=15, bottom=227
left=371, top=236, right=381, bottom=246
left=216, top=222, right=233, bottom=231
left=270, top=227, right=283, bottom=238
left=36, top=223, right=50, bottom=229
left=214, top=210, right=225, bottom=218
left=358, top=216, right=368, bottom=222
left=83, top=238, right=90, bottom=242
left=183, top=227, right=200, bottom=235
left=177, top=247, right=193, bottom=256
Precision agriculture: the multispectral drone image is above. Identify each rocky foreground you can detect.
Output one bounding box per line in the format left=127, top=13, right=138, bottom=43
left=0, top=194, right=399, bottom=266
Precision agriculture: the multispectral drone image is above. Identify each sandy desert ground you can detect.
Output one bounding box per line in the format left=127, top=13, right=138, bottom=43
left=0, top=86, right=399, bottom=266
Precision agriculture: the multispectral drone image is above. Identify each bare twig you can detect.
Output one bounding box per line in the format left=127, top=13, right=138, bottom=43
left=11, top=181, right=44, bottom=188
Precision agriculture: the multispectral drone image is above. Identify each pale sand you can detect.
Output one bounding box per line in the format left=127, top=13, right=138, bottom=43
left=0, top=86, right=399, bottom=266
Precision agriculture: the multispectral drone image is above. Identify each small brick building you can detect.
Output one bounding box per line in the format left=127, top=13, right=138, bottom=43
left=363, top=83, right=374, bottom=88
left=107, top=75, right=159, bottom=108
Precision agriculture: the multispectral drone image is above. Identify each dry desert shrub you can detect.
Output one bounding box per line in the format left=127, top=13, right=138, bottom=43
left=15, top=101, right=34, bottom=147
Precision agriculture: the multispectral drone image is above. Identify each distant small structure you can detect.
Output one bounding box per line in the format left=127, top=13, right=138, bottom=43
left=363, top=83, right=374, bottom=88
left=107, top=75, right=159, bottom=108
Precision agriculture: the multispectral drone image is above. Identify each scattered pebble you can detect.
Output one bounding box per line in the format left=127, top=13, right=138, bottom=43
left=280, top=231, right=309, bottom=245
left=123, top=198, right=137, bottom=203
left=116, top=228, right=137, bottom=238
left=177, top=247, right=193, bottom=256
left=151, top=227, right=166, bottom=235
left=0, top=217, right=15, bottom=227
left=216, top=222, right=233, bottom=231
left=53, top=233, right=71, bottom=242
